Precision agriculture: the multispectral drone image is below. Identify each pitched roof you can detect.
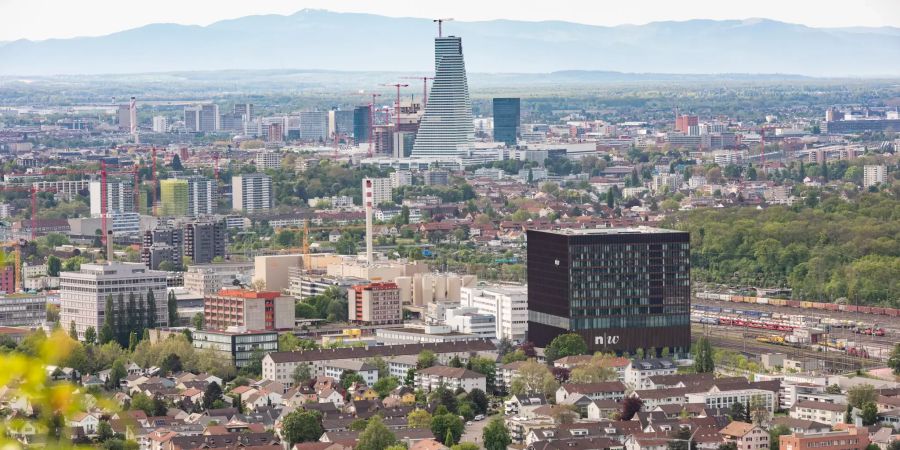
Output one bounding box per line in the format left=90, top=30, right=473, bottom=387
left=562, top=381, right=627, bottom=394
left=792, top=400, right=846, bottom=412
left=266, top=340, right=496, bottom=364
left=719, top=421, right=757, bottom=437
left=418, top=365, right=485, bottom=380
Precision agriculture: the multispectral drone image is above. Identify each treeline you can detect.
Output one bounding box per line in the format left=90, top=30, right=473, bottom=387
left=670, top=191, right=900, bottom=306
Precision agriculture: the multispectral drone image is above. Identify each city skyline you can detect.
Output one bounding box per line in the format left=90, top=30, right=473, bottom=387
left=1, top=0, right=898, bottom=41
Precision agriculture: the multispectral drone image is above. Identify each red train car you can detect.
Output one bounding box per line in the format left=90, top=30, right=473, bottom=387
left=846, top=305, right=859, bottom=312
left=824, top=303, right=839, bottom=311
left=886, top=308, right=899, bottom=317
left=858, top=306, right=873, bottom=314
left=787, top=300, right=801, bottom=308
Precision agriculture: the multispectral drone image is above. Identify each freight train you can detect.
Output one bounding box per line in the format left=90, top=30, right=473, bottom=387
left=695, top=292, right=900, bottom=317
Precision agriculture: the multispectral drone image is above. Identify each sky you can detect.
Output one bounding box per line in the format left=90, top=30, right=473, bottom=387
left=1, top=0, right=898, bottom=41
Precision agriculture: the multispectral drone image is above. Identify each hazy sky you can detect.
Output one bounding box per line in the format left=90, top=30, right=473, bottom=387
left=1, top=0, right=898, bottom=41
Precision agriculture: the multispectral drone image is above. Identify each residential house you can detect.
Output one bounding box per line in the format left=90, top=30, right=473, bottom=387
left=720, top=422, right=769, bottom=450
left=415, top=366, right=487, bottom=393
left=790, top=400, right=847, bottom=426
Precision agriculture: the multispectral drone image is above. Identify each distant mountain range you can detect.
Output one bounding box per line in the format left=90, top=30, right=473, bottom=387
left=1, top=9, right=899, bottom=77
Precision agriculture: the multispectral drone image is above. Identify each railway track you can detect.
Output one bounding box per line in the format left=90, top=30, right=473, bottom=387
left=692, top=326, right=882, bottom=374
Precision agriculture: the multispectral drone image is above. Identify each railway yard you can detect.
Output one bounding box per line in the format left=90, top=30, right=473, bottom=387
left=691, top=292, right=900, bottom=374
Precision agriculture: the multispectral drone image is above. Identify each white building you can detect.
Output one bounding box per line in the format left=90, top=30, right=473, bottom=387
left=185, top=176, right=217, bottom=216
left=152, top=116, right=168, bottom=133
left=363, top=177, right=393, bottom=206
left=89, top=180, right=134, bottom=216
left=232, top=174, right=273, bottom=213
left=624, top=359, right=677, bottom=390
left=59, top=262, right=168, bottom=340
left=415, top=365, right=486, bottom=393
left=864, top=165, right=886, bottom=188
left=460, top=284, right=527, bottom=342
left=390, top=170, right=413, bottom=188
left=255, top=152, right=282, bottom=171
left=789, top=400, right=846, bottom=426
left=445, top=307, right=496, bottom=339
left=686, top=387, right=777, bottom=415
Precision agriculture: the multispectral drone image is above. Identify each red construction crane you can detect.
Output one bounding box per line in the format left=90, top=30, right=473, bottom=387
left=402, top=76, right=433, bottom=107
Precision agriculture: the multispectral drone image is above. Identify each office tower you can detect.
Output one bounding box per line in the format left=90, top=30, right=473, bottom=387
left=353, top=106, right=371, bottom=144
left=152, top=116, right=168, bottom=133
left=185, top=220, right=227, bottom=264
left=117, top=104, right=132, bottom=131
left=675, top=114, right=699, bottom=133
left=493, top=98, right=521, bottom=147
left=184, top=107, right=200, bottom=132
left=411, top=36, right=475, bottom=157
left=219, top=113, right=244, bottom=132
left=298, top=111, right=329, bottom=142
left=864, top=165, right=886, bottom=188
left=159, top=179, right=189, bottom=217
left=423, top=169, right=450, bottom=186
left=89, top=179, right=134, bottom=216
left=334, top=110, right=355, bottom=136
left=348, top=282, right=402, bottom=325
left=390, top=170, right=412, bottom=188
left=234, top=103, right=254, bottom=121
left=141, top=227, right=184, bottom=270
left=267, top=122, right=284, bottom=142
left=460, top=284, right=528, bottom=342
left=204, top=289, right=294, bottom=331
left=185, top=176, right=217, bottom=216
left=232, top=174, right=273, bottom=213
left=60, top=262, right=168, bottom=340
left=526, top=227, right=691, bottom=355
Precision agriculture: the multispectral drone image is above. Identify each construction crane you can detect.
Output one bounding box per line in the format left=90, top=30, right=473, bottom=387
left=402, top=76, right=433, bottom=107
left=380, top=83, right=409, bottom=134
left=433, top=18, right=454, bottom=37
left=368, top=93, right=382, bottom=157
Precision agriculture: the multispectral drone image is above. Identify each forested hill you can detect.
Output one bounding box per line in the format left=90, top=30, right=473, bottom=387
left=667, top=191, right=900, bottom=307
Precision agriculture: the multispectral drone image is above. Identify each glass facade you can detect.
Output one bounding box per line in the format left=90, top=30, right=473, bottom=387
left=527, top=228, right=691, bottom=354
left=493, top=98, right=520, bottom=147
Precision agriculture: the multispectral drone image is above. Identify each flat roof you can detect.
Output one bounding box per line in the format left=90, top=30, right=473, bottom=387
left=534, top=226, right=684, bottom=236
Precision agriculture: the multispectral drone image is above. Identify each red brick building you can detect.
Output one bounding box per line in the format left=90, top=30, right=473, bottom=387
left=780, top=426, right=869, bottom=450
left=204, top=289, right=294, bottom=331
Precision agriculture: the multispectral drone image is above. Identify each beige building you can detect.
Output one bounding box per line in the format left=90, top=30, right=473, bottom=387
left=415, top=365, right=487, bottom=393
left=348, top=282, right=402, bottom=325
left=720, top=422, right=769, bottom=450
left=254, top=253, right=344, bottom=291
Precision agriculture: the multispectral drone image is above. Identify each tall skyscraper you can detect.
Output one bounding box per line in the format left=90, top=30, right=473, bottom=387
left=232, top=174, right=273, bottom=213
left=185, top=220, right=227, bottom=264
left=527, top=227, right=691, bottom=355
left=334, top=110, right=355, bottom=137
left=298, top=111, right=329, bottom=142
left=184, top=104, right=220, bottom=132
left=234, top=103, right=254, bottom=121
left=493, top=98, right=521, bottom=147
left=411, top=36, right=475, bottom=158
left=159, top=179, right=189, bottom=217
left=353, top=106, right=371, bottom=144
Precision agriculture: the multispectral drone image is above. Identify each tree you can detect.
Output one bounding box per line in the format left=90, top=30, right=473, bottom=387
left=130, top=393, right=157, bottom=416
left=369, top=376, right=397, bottom=398
left=693, top=337, right=715, bottom=373
left=847, top=384, right=877, bottom=409
left=417, top=350, right=436, bottom=369
left=108, top=359, right=126, bottom=390
left=47, top=255, right=61, bottom=277
left=167, top=291, right=178, bottom=326
left=718, top=444, right=737, bottom=450
left=861, top=402, right=878, bottom=425
left=408, top=409, right=433, bottom=428
left=620, top=397, right=643, bottom=420
left=100, top=295, right=116, bottom=344
left=888, top=344, right=900, bottom=375
left=668, top=426, right=698, bottom=450
left=160, top=353, right=183, bottom=374
left=825, top=384, right=842, bottom=395
left=192, top=312, right=204, bottom=330
left=449, top=355, right=463, bottom=368
left=204, top=382, right=223, bottom=410
left=97, top=420, right=115, bottom=442
left=431, top=413, right=464, bottom=446
left=468, top=388, right=489, bottom=415
left=146, top=289, right=157, bottom=329
left=845, top=403, right=853, bottom=424
left=357, top=416, right=397, bottom=450
left=545, top=333, right=588, bottom=362
left=729, top=401, right=747, bottom=422
left=749, top=394, right=769, bottom=424
left=510, top=359, right=558, bottom=397
left=340, top=370, right=365, bottom=390
left=569, top=353, right=618, bottom=384
left=69, top=320, right=78, bottom=340
left=292, top=364, right=312, bottom=386
left=483, top=417, right=512, bottom=450
left=84, top=326, right=96, bottom=345
left=404, top=368, right=416, bottom=386
left=429, top=385, right=459, bottom=414
left=769, top=425, right=791, bottom=450
left=241, top=349, right=265, bottom=377
left=170, top=154, right=184, bottom=171
left=282, top=410, right=323, bottom=446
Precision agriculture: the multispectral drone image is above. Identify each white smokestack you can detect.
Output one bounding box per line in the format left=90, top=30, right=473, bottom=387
left=363, top=178, right=374, bottom=264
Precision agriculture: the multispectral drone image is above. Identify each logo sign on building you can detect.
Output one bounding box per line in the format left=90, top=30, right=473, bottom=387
left=595, top=334, right=620, bottom=347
